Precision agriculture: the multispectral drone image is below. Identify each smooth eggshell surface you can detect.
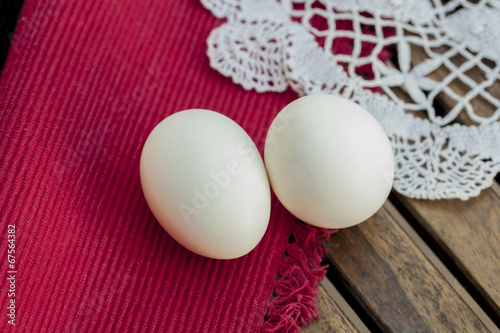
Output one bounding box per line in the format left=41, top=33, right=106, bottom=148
left=264, top=95, right=394, bottom=229
left=140, top=109, right=271, bottom=259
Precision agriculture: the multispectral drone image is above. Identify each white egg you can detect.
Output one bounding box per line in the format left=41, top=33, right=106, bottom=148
left=264, top=95, right=394, bottom=229
left=140, top=109, right=271, bottom=259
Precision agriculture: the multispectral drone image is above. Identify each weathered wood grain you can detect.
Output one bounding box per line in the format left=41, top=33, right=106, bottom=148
left=392, top=184, right=500, bottom=325
left=324, top=203, right=489, bottom=332
left=0, top=0, right=26, bottom=71
left=302, top=284, right=359, bottom=333
left=385, top=44, right=500, bottom=324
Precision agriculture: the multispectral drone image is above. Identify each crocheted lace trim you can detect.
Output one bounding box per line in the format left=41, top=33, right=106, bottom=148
left=201, top=0, right=500, bottom=200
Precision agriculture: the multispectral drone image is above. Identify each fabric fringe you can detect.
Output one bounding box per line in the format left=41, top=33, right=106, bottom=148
left=261, top=220, right=337, bottom=333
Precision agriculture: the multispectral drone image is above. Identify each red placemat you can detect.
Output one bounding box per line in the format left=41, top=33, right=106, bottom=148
left=0, top=1, right=333, bottom=332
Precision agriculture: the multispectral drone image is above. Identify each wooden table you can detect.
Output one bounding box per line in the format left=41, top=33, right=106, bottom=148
left=303, top=50, right=500, bottom=333
left=304, top=185, right=500, bottom=332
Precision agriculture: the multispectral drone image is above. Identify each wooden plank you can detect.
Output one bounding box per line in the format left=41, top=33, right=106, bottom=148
left=302, top=284, right=359, bottom=333
left=324, top=203, right=489, bottom=332
left=410, top=44, right=499, bottom=123
left=386, top=44, right=500, bottom=324
left=392, top=184, right=500, bottom=324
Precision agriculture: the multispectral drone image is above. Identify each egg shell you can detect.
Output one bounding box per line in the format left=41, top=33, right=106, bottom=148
left=140, top=109, right=271, bottom=259
left=264, top=95, right=394, bottom=229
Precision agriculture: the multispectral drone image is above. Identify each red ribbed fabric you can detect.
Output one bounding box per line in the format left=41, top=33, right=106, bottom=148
left=0, top=1, right=306, bottom=332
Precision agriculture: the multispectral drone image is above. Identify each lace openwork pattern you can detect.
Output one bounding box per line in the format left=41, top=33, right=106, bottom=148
left=201, top=0, right=500, bottom=200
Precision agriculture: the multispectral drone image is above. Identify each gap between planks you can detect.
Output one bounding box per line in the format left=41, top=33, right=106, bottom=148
left=385, top=200, right=500, bottom=332
left=319, top=277, right=370, bottom=333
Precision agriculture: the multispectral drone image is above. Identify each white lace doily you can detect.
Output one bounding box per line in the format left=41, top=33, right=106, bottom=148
left=201, top=0, right=500, bottom=200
